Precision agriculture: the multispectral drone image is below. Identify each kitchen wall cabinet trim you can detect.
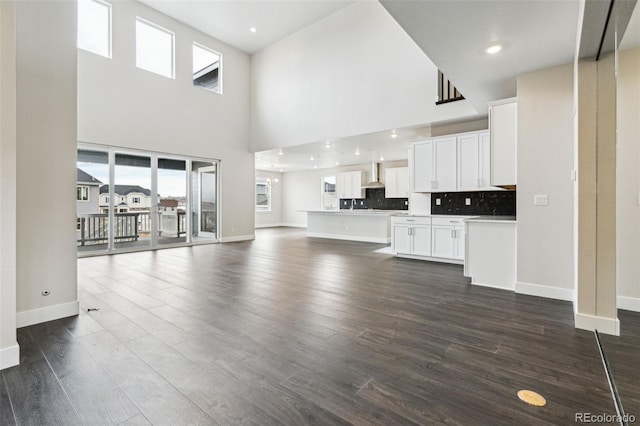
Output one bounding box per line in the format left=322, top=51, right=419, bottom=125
left=336, top=171, right=364, bottom=199
left=488, top=98, right=517, bottom=187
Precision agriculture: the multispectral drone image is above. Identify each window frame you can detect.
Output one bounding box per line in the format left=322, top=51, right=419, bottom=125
left=77, top=185, right=90, bottom=202
left=192, top=42, right=223, bottom=94
left=77, top=0, right=112, bottom=58
left=256, top=177, right=271, bottom=213
left=321, top=175, right=337, bottom=211
left=135, top=17, right=176, bottom=79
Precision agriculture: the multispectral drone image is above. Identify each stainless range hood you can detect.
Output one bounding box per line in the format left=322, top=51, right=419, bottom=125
left=361, top=163, right=385, bottom=189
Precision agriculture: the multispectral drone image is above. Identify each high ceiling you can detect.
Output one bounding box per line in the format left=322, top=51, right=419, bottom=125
left=139, top=0, right=356, bottom=53
left=138, top=0, right=639, bottom=172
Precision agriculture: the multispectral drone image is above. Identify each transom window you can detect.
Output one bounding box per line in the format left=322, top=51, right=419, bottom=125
left=136, top=18, right=175, bottom=79
left=193, top=43, right=222, bottom=93
left=77, top=0, right=112, bottom=58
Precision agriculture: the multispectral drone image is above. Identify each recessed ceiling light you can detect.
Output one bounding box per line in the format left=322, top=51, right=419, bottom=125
left=486, top=44, right=502, bottom=54
left=314, top=165, right=318, bottom=169
left=355, top=149, right=360, bottom=156
left=310, top=156, right=314, bottom=161
left=390, top=133, right=398, bottom=139
left=325, top=141, right=331, bottom=148
left=278, top=149, right=283, bottom=156
left=335, top=161, right=340, bottom=166
left=249, top=27, right=257, bottom=33
left=380, top=155, right=384, bottom=161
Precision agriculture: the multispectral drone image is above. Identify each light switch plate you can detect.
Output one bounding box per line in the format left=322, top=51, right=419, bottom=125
left=435, top=198, right=441, bottom=206
left=465, top=198, right=471, bottom=206
left=534, top=194, right=548, bottom=206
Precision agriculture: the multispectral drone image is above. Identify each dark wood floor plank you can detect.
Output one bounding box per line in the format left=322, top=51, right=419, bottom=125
left=3, top=358, right=83, bottom=425
left=6, top=227, right=627, bottom=425
left=0, top=373, right=16, bottom=426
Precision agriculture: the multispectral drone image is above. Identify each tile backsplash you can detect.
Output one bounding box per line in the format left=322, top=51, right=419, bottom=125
left=431, top=191, right=516, bottom=216
left=340, top=188, right=408, bottom=210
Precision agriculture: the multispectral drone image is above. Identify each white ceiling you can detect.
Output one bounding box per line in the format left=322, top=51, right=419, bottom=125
left=139, top=0, right=356, bottom=53
left=379, top=0, right=582, bottom=112
left=255, top=125, right=430, bottom=172
left=621, top=1, right=640, bottom=51
left=140, top=0, right=638, bottom=172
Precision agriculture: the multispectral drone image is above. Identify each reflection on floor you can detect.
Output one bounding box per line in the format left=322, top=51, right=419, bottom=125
left=600, top=310, right=640, bottom=419
left=2, top=227, right=618, bottom=425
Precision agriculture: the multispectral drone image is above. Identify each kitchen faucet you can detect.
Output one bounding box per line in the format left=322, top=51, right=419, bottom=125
left=350, top=198, right=356, bottom=211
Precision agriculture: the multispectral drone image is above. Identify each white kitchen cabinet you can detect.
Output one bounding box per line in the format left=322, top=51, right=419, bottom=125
left=457, top=131, right=491, bottom=191
left=391, top=216, right=432, bottom=257
left=431, top=217, right=466, bottom=261
left=412, top=137, right=457, bottom=192
left=336, top=171, right=364, bottom=199
left=385, top=167, right=409, bottom=198
left=489, top=98, right=517, bottom=187
left=412, top=141, right=433, bottom=192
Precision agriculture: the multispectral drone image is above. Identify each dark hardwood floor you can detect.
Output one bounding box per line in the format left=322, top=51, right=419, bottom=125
left=1, top=227, right=621, bottom=425
left=600, top=309, right=640, bottom=420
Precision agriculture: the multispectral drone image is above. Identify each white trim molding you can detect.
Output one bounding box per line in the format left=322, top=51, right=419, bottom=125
left=515, top=281, right=575, bottom=302
left=255, top=223, right=306, bottom=229
left=279, top=223, right=307, bottom=228
left=307, top=232, right=390, bottom=244
left=0, top=344, right=19, bottom=370
left=575, top=312, right=620, bottom=336
left=617, top=296, right=640, bottom=312
left=471, top=280, right=515, bottom=291
left=220, top=234, right=255, bottom=243
left=16, top=300, right=79, bottom=328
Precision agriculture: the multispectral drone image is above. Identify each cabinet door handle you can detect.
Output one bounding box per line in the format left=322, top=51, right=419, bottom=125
left=408, top=228, right=412, bottom=236
left=407, top=219, right=415, bottom=222
left=451, top=229, right=455, bottom=238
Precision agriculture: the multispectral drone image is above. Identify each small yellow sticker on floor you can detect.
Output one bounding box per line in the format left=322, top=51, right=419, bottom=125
left=517, top=389, right=547, bottom=407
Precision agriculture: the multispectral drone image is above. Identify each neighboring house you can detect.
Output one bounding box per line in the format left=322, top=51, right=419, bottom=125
left=99, top=185, right=152, bottom=213
left=76, top=168, right=101, bottom=215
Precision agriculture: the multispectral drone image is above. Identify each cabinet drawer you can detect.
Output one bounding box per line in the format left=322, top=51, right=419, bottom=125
left=391, top=216, right=431, bottom=226
left=431, top=217, right=466, bottom=226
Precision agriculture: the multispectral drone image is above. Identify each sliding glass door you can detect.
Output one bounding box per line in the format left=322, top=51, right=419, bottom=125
left=77, top=145, right=219, bottom=255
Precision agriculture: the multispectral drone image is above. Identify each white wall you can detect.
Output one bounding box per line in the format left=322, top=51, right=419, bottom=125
left=255, top=171, right=283, bottom=228
left=78, top=0, right=254, bottom=240
left=250, top=1, right=478, bottom=152
left=516, top=63, right=575, bottom=300
left=16, top=0, right=79, bottom=323
left=0, top=0, right=19, bottom=368
left=616, top=47, right=640, bottom=311
left=282, top=160, right=408, bottom=227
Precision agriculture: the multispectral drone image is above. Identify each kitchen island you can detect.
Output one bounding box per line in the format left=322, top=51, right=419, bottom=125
left=306, top=210, right=405, bottom=243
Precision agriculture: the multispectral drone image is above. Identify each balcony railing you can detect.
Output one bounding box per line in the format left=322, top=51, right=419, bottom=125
left=77, top=211, right=186, bottom=246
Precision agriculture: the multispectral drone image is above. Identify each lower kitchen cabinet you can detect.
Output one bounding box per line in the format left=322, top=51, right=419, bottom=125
left=431, top=217, right=466, bottom=261
left=391, top=215, right=466, bottom=263
left=391, top=217, right=432, bottom=257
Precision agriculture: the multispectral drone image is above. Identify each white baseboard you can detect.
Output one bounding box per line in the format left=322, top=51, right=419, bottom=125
left=16, top=300, right=79, bottom=328
left=575, top=312, right=620, bottom=336
left=471, top=280, right=515, bottom=291
left=220, top=234, right=255, bottom=243
left=617, top=296, right=640, bottom=312
left=0, top=344, right=19, bottom=370
left=395, top=253, right=464, bottom=265
left=515, top=281, right=575, bottom=302
left=279, top=223, right=307, bottom=228
left=307, top=232, right=390, bottom=244
left=255, top=223, right=283, bottom=229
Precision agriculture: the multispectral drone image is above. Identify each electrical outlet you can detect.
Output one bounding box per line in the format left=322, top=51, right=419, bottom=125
left=465, top=198, right=471, bottom=206
left=435, top=198, right=441, bottom=206
left=404, top=200, right=409, bottom=206
left=534, top=194, right=548, bottom=206
left=360, top=200, right=364, bottom=205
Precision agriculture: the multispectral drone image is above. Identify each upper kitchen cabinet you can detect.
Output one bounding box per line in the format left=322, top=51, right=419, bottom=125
left=488, top=98, right=517, bottom=187
left=457, top=131, right=491, bottom=191
left=336, top=171, right=364, bottom=199
left=385, top=167, right=409, bottom=198
left=412, top=136, right=457, bottom=192
left=412, top=130, right=493, bottom=193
